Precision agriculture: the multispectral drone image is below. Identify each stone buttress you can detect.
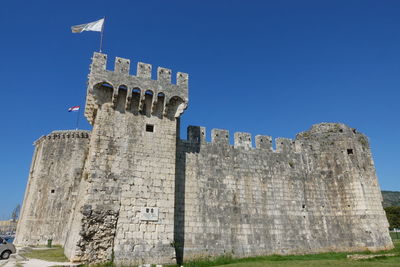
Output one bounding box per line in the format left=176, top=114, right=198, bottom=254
left=63, top=52, right=188, bottom=265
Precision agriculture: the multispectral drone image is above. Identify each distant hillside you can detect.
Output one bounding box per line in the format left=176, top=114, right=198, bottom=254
left=382, top=191, right=400, bottom=207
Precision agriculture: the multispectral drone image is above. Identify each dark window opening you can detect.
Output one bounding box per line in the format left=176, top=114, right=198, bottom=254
left=101, top=82, right=113, bottom=88
left=51, top=189, right=55, bottom=193
left=302, top=204, right=306, bottom=209
left=119, top=85, right=128, bottom=91
left=347, top=149, right=354, bottom=155
left=146, top=208, right=149, bottom=213
left=146, top=124, right=154, bottom=132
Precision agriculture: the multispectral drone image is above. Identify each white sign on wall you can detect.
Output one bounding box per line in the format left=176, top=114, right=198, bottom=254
left=140, top=207, right=159, bottom=221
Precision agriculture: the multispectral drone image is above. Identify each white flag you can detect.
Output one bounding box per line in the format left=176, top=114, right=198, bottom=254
left=71, top=18, right=104, bottom=33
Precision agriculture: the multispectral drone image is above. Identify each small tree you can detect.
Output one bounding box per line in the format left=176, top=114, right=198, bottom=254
left=11, top=204, right=20, bottom=222
left=384, top=206, right=400, bottom=229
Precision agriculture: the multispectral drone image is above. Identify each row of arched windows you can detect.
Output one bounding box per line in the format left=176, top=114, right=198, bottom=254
left=93, top=82, right=184, bottom=119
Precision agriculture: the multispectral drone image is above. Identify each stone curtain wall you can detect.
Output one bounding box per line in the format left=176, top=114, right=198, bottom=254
left=176, top=123, right=393, bottom=261
left=15, top=131, right=90, bottom=246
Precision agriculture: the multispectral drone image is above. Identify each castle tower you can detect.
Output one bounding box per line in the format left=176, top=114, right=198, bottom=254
left=15, top=130, right=90, bottom=246
left=64, top=53, right=188, bottom=265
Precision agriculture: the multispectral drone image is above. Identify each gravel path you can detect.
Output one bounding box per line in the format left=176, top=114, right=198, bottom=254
left=0, top=257, right=79, bottom=267
left=17, top=258, right=79, bottom=266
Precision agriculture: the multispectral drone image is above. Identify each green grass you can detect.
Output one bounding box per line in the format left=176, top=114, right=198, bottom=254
left=167, top=240, right=400, bottom=267
left=74, top=240, right=400, bottom=267
left=214, top=259, right=400, bottom=267
left=21, top=246, right=68, bottom=262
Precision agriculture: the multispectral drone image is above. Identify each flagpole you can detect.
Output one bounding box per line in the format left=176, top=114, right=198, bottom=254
left=75, top=108, right=80, bottom=130
left=99, top=16, right=105, bottom=52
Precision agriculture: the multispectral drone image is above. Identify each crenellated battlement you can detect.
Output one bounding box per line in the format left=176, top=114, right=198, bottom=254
left=211, top=129, right=230, bottom=145
left=275, top=138, right=295, bottom=153
left=184, top=123, right=367, bottom=154
left=234, top=132, right=252, bottom=149
left=85, top=52, right=189, bottom=124
left=90, top=53, right=188, bottom=86
left=34, top=130, right=91, bottom=145
left=185, top=126, right=296, bottom=152
left=255, top=135, right=273, bottom=150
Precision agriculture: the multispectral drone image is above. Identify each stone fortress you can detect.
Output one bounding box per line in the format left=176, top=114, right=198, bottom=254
left=15, top=52, right=393, bottom=266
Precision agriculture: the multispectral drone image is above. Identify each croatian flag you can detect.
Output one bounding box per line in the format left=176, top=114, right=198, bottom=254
left=68, top=106, right=80, bottom=112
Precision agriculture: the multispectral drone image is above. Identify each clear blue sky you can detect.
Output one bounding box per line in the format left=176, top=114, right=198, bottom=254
left=1, top=0, right=399, bottom=219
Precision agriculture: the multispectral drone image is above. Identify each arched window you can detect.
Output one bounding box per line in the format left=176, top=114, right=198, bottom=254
left=93, top=82, right=114, bottom=105
left=130, top=88, right=141, bottom=114
left=116, top=85, right=128, bottom=112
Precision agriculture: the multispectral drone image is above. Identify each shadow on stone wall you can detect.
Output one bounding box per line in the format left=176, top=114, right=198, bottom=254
left=174, top=145, right=185, bottom=265
left=174, top=128, right=201, bottom=265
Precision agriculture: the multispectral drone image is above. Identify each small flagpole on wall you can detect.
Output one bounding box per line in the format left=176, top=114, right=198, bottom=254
left=99, top=16, right=106, bottom=52
left=76, top=108, right=80, bottom=130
